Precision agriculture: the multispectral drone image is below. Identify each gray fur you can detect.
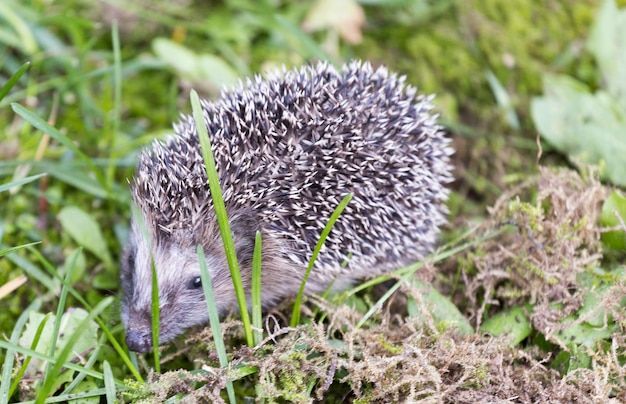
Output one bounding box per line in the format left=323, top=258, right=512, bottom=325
left=120, top=60, right=454, bottom=352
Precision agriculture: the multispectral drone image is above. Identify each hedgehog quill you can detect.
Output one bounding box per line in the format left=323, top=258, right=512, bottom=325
left=120, top=61, right=453, bottom=352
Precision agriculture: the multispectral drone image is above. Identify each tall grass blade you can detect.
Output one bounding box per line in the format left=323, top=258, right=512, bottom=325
left=150, top=257, right=161, bottom=372
left=0, top=61, right=31, bottom=102
left=106, top=20, right=122, bottom=189
left=273, top=15, right=332, bottom=62
left=103, top=360, right=116, bottom=403
left=0, top=241, right=41, bottom=257
left=191, top=89, right=254, bottom=347
left=290, top=193, right=352, bottom=327
left=251, top=231, right=263, bottom=346
left=61, top=334, right=105, bottom=395
left=197, top=245, right=236, bottom=404
left=355, top=226, right=505, bottom=328
left=42, top=248, right=81, bottom=387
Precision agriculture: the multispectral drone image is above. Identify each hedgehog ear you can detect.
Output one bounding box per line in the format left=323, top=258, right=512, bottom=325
left=229, top=213, right=258, bottom=267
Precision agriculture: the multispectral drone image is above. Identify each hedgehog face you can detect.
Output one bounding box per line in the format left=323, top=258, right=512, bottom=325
left=120, top=220, right=243, bottom=353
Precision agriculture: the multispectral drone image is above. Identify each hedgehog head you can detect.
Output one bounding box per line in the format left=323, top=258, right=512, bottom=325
left=121, top=207, right=264, bottom=351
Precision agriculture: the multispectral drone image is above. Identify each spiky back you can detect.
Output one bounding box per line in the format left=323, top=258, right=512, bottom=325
left=132, top=61, right=453, bottom=279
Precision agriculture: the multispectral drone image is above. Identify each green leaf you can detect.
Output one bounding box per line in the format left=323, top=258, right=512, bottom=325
left=601, top=190, right=626, bottom=250
left=57, top=206, right=113, bottom=267
left=557, top=320, right=615, bottom=349
left=19, top=309, right=99, bottom=378
left=68, top=379, right=101, bottom=404
left=39, top=162, right=109, bottom=200
left=531, top=74, right=626, bottom=186
left=587, top=0, right=626, bottom=109
left=152, top=38, right=239, bottom=89
left=552, top=345, right=591, bottom=374
left=409, top=278, right=474, bottom=336
left=480, top=306, right=532, bottom=345
left=577, top=286, right=610, bottom=328
left=485, top=69, right=520, bottom=130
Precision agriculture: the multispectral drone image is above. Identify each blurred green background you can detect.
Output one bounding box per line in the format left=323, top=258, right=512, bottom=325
left=1, top=0, right=625, bottom=400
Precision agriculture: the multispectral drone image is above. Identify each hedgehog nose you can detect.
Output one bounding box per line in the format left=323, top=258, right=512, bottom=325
left=126, top=330, right=153, bottom=353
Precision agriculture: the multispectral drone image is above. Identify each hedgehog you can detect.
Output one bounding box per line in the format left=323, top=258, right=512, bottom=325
left=120, top=60, right=453, bottom=353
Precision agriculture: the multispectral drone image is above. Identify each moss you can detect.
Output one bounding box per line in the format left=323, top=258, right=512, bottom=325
left=358, top=0, right=601, bottom=135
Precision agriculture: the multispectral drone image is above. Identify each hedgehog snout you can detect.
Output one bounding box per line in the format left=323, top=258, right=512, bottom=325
left=126, top=329, right=153, bottom=353
left=122, top=302, right=155, bottom=352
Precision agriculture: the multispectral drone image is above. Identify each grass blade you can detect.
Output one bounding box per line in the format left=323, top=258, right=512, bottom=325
left=0, top=61, right=31, bottom=102
left=0, top=173, right=46, bottom=193
left=61, top=334, right=105, bottom=395
left=128, top=203, right=161, bottom=367
left=29, top=388, right=110, bottom=403
left=11, top=103, right=106, bottom=188
left=0, top=339, right=111, bottom=382
left=26, top=246, right=143, bottom=382
left=0, top=299, right=42, bottom=403
left=0, top=241, right=41, bottom=257
left=41, top=248, right=81, bottom=387
left=354, top=226, right=505, bottom=328
left=191, top=89, right=254, bottom=347
left=36, top=162, right=110, bottom=200
left=0, top=2, right=37, bottom=53
left=8, top=313, right=51, bottom=398
left=197, top=245, right=236, bottom=404
left=3, top=246, right=55, bottom=291
left=106, top=20, right=122, bottom=189
left=485, top=68, right=520, bottom=130
left=35, top=297, right=114, bottom=403
left=273, top=15, right=332, bottom=62
left=150, top=257, right=161, bottom=372
left=290, top=193, right=352, bottom=327
left=103, top=360, right=116, bottom=403
left=251, top=231, right=263, bottom=346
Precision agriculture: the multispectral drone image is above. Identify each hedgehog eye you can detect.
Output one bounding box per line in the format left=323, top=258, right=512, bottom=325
left=126, top=253, right=135, bottom=272
left=189, top=276, right=202, bottom=290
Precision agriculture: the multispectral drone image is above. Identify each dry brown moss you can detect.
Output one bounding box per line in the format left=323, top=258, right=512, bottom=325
left=465, top=167, right=607, bottom=330
left=146, top=304, right=624, bottom=402
left=129, top=167, right=625, bottom=403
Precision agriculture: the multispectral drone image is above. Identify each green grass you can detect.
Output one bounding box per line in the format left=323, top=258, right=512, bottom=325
left=1, top=0, right=626, bottom=402
left=192, top=88, right=254, bottom=348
